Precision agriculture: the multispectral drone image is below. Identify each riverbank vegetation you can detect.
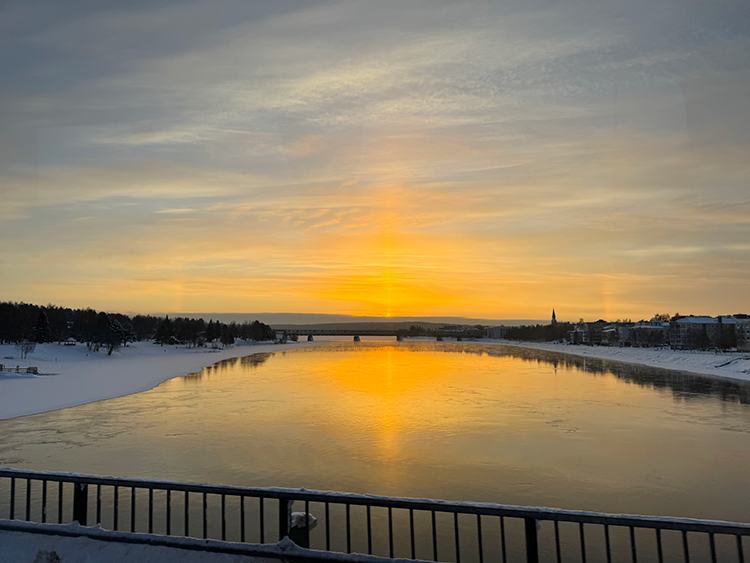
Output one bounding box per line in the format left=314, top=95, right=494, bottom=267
left=0, top=301, right=275, bottom=353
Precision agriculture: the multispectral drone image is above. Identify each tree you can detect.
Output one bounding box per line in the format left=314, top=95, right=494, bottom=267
left=16, top=339, right=36, bottom=359
left=220, top=325, right=234, bottom=347
left=32, top=311, right=52, bottom=343
left=74, top=308, right=100, bottom=348
left=154, top=316, right=174, bottom=346
left=92, top=312, right=108, bottom=351
left=131, top=314, right=160, bottom=340
left=206, top=320, right=218, bottom=342
left=651, top=313, right=671, bottom=322
left=245, top=320, right=274, bottom=341
left=106, top=317, right=130, bottom=355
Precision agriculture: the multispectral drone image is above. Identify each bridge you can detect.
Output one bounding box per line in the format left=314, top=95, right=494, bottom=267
left=273, top=329, right=402, bottom=337
left=270, top=328, right=485, bottom=340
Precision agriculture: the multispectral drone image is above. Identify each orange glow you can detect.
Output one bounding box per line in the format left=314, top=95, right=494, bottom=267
left=8, top=163, right=746, bottom=319
left=170, top=342, right=657, bottom=470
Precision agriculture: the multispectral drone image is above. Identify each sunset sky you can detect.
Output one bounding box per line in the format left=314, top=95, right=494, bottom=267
left=1, top=0, right=749, bottom=321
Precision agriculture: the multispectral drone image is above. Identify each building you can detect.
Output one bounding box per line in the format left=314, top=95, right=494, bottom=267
left=628, top=321, right=669, bottom=347
left=737, top=318, right=750, bottom=352
left=567, top=320, right=609, bottom=345
left=567, top=325, right=588, bottom=344
left=669, top=316, right=737, bottom=350
left=486, top=326, right=510, bottom=339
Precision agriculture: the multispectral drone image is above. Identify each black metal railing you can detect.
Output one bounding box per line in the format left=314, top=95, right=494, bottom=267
left=2, top=468, right=750, bottom=562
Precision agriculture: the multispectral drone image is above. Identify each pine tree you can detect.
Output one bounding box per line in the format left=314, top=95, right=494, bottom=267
left=154, top=316, right=174, bottom=345
left=32, top=311, right=52, bottom=343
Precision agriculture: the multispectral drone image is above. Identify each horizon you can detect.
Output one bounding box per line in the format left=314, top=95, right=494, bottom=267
left=2, top=0, right=748, bottom=320
left=161, top=312, right=548, bottom=326
left=7, top=298, right=749, bottom=326
left=4, top=296, right=749, bottom=325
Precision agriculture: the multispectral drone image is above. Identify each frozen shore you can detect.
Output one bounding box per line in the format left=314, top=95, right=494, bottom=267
left=0, top=339, right=330, bottom=421
left=489, top=340, right=750, bottom=382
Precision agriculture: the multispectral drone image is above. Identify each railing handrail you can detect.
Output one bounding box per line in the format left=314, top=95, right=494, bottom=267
left=3, top=467, right=750, bottom=536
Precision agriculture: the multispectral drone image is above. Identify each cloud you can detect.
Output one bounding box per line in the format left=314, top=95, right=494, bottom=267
left=1, top=0, right=749, bottom=317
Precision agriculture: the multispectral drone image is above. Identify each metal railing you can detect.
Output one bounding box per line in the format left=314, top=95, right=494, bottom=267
left=2, top=468, right=750, bottom=562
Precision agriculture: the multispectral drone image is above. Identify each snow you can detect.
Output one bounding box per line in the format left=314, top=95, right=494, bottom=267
left=489, top=340, right=750, bottom=382
left=0, top=339, right=332, bottom=421
left=0, top=527, right=275, bottom=563
left=0, top=520, right=426, bottom=563
left=673, top=315, right=738, bottom=324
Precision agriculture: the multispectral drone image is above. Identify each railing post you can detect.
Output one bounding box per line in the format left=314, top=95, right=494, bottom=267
left=290, top=518, right=311, bottom=548
left=73, top=483, right=88, bottom=525
left=279, top=498, right=292, bottom=541
left=290, top=508, right=317, bottom=549
left=525, top=518, right=539, bottom=563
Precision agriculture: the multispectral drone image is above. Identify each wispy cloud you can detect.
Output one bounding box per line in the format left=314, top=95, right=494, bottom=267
left=1, top=0, right=748, bottom=318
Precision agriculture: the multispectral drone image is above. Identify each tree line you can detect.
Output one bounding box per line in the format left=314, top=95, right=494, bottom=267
left=503, top=322, right=574, bottom=342
left=0, top=301, right=275, bottom=355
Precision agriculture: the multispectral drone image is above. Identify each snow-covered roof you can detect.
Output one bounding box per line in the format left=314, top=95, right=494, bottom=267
left=675, top=316, right=716, bottom=324
left=675, top=316, right=737, bottom=325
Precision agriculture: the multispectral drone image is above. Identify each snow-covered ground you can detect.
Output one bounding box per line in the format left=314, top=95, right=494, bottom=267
left=490, top=339, right=750, bottom=382
left=3, top=337, right=750, bottom=422
left=0, top=520, right=396, bottom=563
left=0, top=339, right=332, bottom=421
left=0, top=527, right=275, bottom=563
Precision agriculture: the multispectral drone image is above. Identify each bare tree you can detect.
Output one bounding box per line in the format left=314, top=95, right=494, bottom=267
left=651, top=313, right=671, bottom=322
left=15, top=339, right=36, bottom=359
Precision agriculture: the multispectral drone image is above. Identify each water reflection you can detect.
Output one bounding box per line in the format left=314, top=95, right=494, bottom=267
left=185, top=352, right=272, bottom=381
left=489, top=345, right=750, bottom=405
left=289, top=341, right=750, bottom=404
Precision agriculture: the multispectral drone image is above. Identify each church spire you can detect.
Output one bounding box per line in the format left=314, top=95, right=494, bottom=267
left=551, top=309, right=557, bottom=325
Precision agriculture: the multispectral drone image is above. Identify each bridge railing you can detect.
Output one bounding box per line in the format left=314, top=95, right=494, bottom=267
left=2, top=468, right=750, bottom=562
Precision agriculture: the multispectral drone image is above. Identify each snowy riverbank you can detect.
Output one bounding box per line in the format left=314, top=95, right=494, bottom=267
left=0, top=339, right=332, bottom=421
left=490, top=340, right=750, bottom=382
